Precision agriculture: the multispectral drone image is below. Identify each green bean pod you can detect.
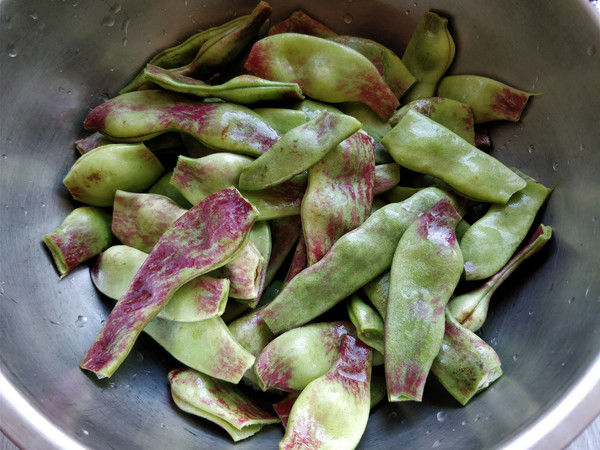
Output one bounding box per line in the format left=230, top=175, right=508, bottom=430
left=170, top=153, right=253, bottom=205
left=238, top=111, right=362, bottom=191
left=262, top=216, right=302, bottom=289
left=75, top=132, right=112, bottom=154
left=389, top=97, right=475, bottom=145
left=140, top=66, right=304, bottom=104
left=63, top=143, right=165, bottom=207
left=329, top=35, right=416, bottom=99
left=80, top=188, right=258, bottom=378
left=450, top=224, right=552, bottom=332
left=361, top=271, right=390, bottom=318
left=282, top=234, right=308, bottom=287
left=145, top=317, right=255, bottom=384
left=382, top=110, right=527, bottom=204
left=385, top=196, right=464, bottom=402
left=347, top=294, right=385, bottom=355
left=301, top=131, right=375, bottom=265
left=91, top=245, right=230, bottom=322
left=84, top=90, right=280, bottom=157
left=44, top=207, right=113, bottom=278
left=292, top=99, right=343, bottom=120
left=430, top=310, right=503, bottom=405
left=460, top=170, right=552, bottom=280
left=261, top=187, right=451, bottom=334
left=437, top=75, right=535, bottom=123
left=169, top=368, right=280, bottom=442
left=254, top=107, right=307, bottom=134
left=338, top=102, right=393, bottom=143
left=280, top=334, right=372, bottom=449
left=401, top=11, right=455, bottom=102
left=111, top=191, right=187, bottom=253
left=244, top=33, right=400, bottom=119
left=268, top=10, right=338, bottom=38
left=254, top=321, right=354, bottom=392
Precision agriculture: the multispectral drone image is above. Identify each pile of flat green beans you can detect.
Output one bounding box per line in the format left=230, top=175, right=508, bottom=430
left=43, top=2, right=554, bottom=448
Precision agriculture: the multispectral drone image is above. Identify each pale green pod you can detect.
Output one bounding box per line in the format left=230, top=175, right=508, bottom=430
left=347, top=295, right=385, bottom=355
left=170, top=153, right=253, bottom=205
left=91, top=245, right=230, bottom=322
left=373, top=163, right=401, bottom=195
left=238, top=111, right=362, bottom=191
left=361, top=271, right=390, bottom=319
left=449, top=224, right=552, bottom=332
left=147, top=171, right=193, bottom=208
left=382, top=186, right=423, bottom=204
left=389, top=97, right=476, bottom=145
left=280, top=334, right=372, bottom=450
left=169, top=368, right=280, bottom=442
left=460, top=170, right=552, bottom=280
left=382, top=110, right=527, bottom=204
left=63, top=143, right=165, bottom=207
left=43, top=207, right=113, bottom=279
left=402, top=11, right=455, bottom=102
left=338, top=102, right=393, bottom=142
left=112, top=191, right=187, bottom=253
left=431, top=310, right=503, bottom=405
left=437, top=75, right=535, bottom=123
left=254, top=107, right=307, bottom=134
left=263, top=216, right=302, bottom=290
left=212, top=240, right=266, bottom=305
left=254, top=321, right=354, bottom=392
left=329, top=36, right=416, bottom=99
left=249, top=221, right=272, bottom=301
left=141, top=66, right=304, bottom=104
left=145, top=317, right=255, bottom=384
left=245, top=33, right=400, bottom=119
left=292, top=99, right=342, bottom=120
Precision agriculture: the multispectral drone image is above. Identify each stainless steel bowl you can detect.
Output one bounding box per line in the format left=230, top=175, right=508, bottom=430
left=1, top=1, right=599, bottom=448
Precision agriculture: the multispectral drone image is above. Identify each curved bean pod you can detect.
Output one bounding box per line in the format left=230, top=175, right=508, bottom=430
left=84, top=90, right=280, bottom=157
left=385, top=196, right=464, bottom=402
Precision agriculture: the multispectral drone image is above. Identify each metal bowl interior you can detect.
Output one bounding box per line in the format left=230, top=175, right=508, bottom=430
left=1, top=1, right=599, bottom=449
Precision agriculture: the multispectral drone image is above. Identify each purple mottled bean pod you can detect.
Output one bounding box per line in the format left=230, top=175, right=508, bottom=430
left=80, top=188, right=258, bottom=378
left=385, top=196, right=464, bottom=402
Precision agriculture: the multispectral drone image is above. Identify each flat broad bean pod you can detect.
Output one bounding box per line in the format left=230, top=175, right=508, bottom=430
left=431, top=310, right=503, bottom=405
left=91, top=245, right=229, bottom=322
left=168, top=367, right=280, bottom=442
left=385, top=196, right=464, bottom=402
left=244, top=33, right=400, bottom=119
left=437, top=75, right=535, bottom=123
left=253, top=107, right=307, bottom=134
left=254, top=321, right=354, bottom=392
left=280, top=334, right=372, bottom=449
left=238, top=111, right=362, bottom=191
left=260, top=187, right=453, bottom=334
left=44, top=206, right=113, bottom=278
left=460, top=169, right=552, bottom=280
left=111, top=190, right=187, bottom=253
left=301, top=130, right=375, bottom=265
left=147, top=171, right=193, bottom=208
left=84, top=90, right=281, bottom=157
left=382, top=109, right=527, bottom=204
left=63, top=143, right=165, bottom=207
left=282, top=234, right=307, bottom=287
left=373, top=163, right=401, bottom=195
left=80, top=188, right=258, bottom=378
left=347, top=294, right=385, bottom=355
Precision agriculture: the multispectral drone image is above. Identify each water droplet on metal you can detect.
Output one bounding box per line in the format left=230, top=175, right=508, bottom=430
left=528, top=144, right=534, bottom=153
left=28, top=11, right=38, bottom=20
left=461, top=420, right=468, bottom=426
left=1, top=154, right=7, bottom=159
left=122, top=37, right=128, bottom=47
left=110, top=3, right=122, bottom=13
left=436, top=411, right=447, bottom=422
left=101, top=16, right=115, bottom=27
left=82, top=429, right=89, bottom=436
left=512, top=354, right=519, bottom=361
left=404, top=9, right=410, bottom=15
left=568, top=296, right=575, bottom=304
left=109, top=382, right=117, bottom=388
left=7, top=44, right=17, bottom=58
left=528, top=310, right=534, bottom=316
left=552, top=161, right=559, bottom=171
left=587, top=44, right=596, bottom=56
left=432, top=440, right=441, bottom=448
left=343, top=13, right=353, bottom=24
left=75, top=315, right=88, bottom=327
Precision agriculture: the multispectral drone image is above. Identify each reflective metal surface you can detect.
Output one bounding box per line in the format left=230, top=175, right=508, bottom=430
left=1, top=1, right=599, bottom=449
